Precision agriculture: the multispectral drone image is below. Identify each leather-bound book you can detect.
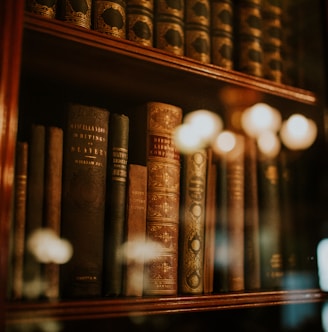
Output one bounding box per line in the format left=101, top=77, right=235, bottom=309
left=103, top=113, right=129, bottom=296
left=126, top=0, right=154, bottom=46
left=128, top=101, right=182, bottom=296
left=179, top=148, right=207, bottom=294
left=122, top=163, right=147, bottom=297
left=94, top=0, right=126, bottom=38
left=11, top=142, right=28, bottom=300
left=210, top=0, right=234, bottom=69
left=60, top=0, right=92, bottom=29
left=60, top=103, right=109, bottom=298
left=155, top=0, right=184, bottom=55
left=26, top=0, right=58, bottom=18
left=43, top=126, right=64, bottom=299
left=185, top=0, right=211, bottom=63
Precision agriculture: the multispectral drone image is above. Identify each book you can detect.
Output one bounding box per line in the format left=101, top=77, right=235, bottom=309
left=94, top=0, right=126, bottom=38
left=154, top=0, right=184, bottom=55
left=126, top=0, right=154, bottom=46
left=60, top=103, right=109, bottom=298
left=23, top=124, right=46, bottom=299
left=203, top=148, right=217, bottom=294
left=243, top=136, right=260, bottom=290
left=179, top=148, right=207, bottom=294
left=11, top=142, right=28, bottom=300
left=43, top=126, right=64, bottom=299
left=60, top=0, right=92, bottom=29
left=103, top=113, right=129, bottom=297
left=128, top=101, right=182, bottom=296
left=234, top=0, right=263, bottom=77
left=257, top=151, right=283, bottom=290
left=262, top=0, right=282, bottom=82
left=26, top=0, right=58, bottom=18
left=122, top=163, right=147, bottom=297
left=185, top=0, right=211, bottom=63
left=210, top=0, right=234, bottom=69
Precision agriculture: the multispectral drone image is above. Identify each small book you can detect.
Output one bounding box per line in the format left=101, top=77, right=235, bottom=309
left=26, top=0, right=58, bottom=19
left=60, top=0, right=93, bottom=29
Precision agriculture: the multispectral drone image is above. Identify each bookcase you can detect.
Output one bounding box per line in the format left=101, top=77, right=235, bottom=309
left=1, top=0, right=328, bottom=331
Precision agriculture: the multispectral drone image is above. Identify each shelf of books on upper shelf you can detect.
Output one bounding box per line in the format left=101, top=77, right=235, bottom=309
left=22, top=12, right=317, bottom=110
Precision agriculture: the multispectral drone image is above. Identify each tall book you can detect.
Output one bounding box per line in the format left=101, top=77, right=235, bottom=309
left=179, top=148, right=207, bottom=294
left=60, top=103, right=109, bottom=298
left=243, top=136, right=260, bottom=290
left=94, top=0, right=126, bottom=38
left=185, top=0, right=211, bottom=63
left=26, top=0, right=58, bottom=18
left=126, top=0, right=154, bottom=46
left=257, top=151, right=283, bottom=290
left=11, top=142, right=28, bottom=300
left=60, top=0, right=92, bottom=29
left=154, top=0, right=184, bottom=55
left=43, top=126, right=64, bottom=299
left=23, top=124, right=45, bottom=299
left=262, top=0, right=282, bottom=82
left=234, top=0, right=263, bottom=77
left=210, top=0, right=234, bottom=69
left=103, top=113, right=129, bottom=296
left=128, top=101, right=182, bottom=296
left=203, top=148, right=217, bottom=294
left=122, top=163, right=147, bottom=297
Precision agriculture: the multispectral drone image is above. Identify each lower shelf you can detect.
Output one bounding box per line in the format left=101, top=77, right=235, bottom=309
left=5, top=289, right=327, bottom=324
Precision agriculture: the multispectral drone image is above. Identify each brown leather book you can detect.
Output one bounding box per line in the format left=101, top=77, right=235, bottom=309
left=179, top=148, right=207, bottom=294
left=60, top=0, right=92, bottom=29
left=122, top=163, right=147, bottom=297
left=26, top=0, right=58, bottom=18
left=128, top=101, right=182, bottom=296
left=60, top=103, right=109, bottom=298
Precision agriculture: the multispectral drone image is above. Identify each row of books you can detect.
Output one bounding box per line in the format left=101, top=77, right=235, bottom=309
left=10, top=100, right=316, bottom=300
left=26, top=0, right=306, bottom=87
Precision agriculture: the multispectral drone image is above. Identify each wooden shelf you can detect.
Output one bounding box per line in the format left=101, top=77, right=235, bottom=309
left=6, top=289, right=327, bottom=324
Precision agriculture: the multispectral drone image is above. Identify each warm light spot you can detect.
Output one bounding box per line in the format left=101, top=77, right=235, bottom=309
left=317, top=239, right=328, bottom=292
left=173, top=123, right=204, bottom=153
left=257, top=130, right=281, bottom=158
left=212, top=130, right=236, bottom=154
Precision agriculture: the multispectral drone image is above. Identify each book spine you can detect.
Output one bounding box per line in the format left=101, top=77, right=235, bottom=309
left=11, top=142, right=28, bottom=300
left=143, top=101, right=182, bottom=296
left=43, top=126, right=64, bottom=299
left=26, top=0, right=58, bottom=18
left=257, top=153, right=283, bottom=290
left=155, top=0, right=185, bottom=55
left=94, top=0, right=127, bottom=38
left=243, top=136, right=260, bottom=290
left=210, top=0, right=234, bottom=69
left=103, top=113, right=129, bottom=296
left=185, top=0, right=211, bottom=63
left=24, top=124, right=45, bottom=299
left=262, top=0, right=282, bottom=83
left=126, top=0, right=154, bottom=46
left=61, top=0, right=92, bottom=29
left=123, top=163, right=147, bottom=297
left=179, top=148, right=207, bottom=294
left=60, top=103, right=109, bottom=298
left=235, top=0, right=263, bottom=77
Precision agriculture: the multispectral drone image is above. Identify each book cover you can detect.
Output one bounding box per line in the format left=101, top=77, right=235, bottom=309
left=126, top=0, right=154, bottom=46
left=155, top=0, right=184, bottom=55
left=26, top=0, right=58, bottom=18
left=210, top=0, right=234, bottom=69
left=23, top=124, right=45, bottom=299
left=122, top=163, right=147, bottom=297
left=43, top=126, right=64, bottom=299
left=60, top=103, right=109, bottom=298
left=185, top=0, right=211, bottom=63
left=128, top=101, right=182, bottom=296
left=179, top=148, right=207, bottom=294
left=94, top=0, right=126, bottom=38
left=61, top=0, right=92, bottom=29
left=103, top=113, right=129, bottom=297
left=11, top=142, right=28, bottom=300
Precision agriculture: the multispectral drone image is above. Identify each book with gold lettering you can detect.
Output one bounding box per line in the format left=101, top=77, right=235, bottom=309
left=128, top=101, right=182, bottom=295
left=60, top=103, right=109, bottom=298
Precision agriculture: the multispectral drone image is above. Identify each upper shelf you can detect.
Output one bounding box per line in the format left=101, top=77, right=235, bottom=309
left=22, top=12, right=317, bottom=112
left=6, top=289, right=327, bottom=324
